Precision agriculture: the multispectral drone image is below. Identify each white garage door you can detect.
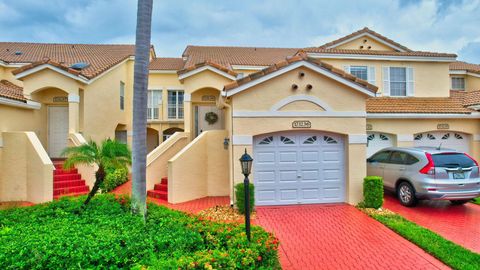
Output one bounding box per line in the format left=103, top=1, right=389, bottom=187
left=414, top=131, right=470, bottom=153
left=253, top=132, right=345, bottom=206
left=367, top=132, right=394, bottom=157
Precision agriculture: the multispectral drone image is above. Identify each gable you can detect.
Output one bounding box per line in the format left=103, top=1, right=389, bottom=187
left=335, top=35, right=397, bottom=51
left=231, top=66, right=368, bottom=114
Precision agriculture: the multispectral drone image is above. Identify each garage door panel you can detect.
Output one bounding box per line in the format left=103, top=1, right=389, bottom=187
left=414, top=132, right=470, bottom=154
left=254, top=131, right=345, bottom=206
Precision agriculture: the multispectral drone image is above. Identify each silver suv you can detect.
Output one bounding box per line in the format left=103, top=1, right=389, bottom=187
left=367, top=147, right=480, bottom=207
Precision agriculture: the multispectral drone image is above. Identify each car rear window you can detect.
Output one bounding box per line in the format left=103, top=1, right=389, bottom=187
left=431, top=153, right=476, bottom=168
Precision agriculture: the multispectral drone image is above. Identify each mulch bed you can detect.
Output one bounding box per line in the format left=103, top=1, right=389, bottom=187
left=197, top=205, right=257, bottom=223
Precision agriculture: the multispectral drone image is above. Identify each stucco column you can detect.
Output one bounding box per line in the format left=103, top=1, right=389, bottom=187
left=472, top=135, right=480, bottom=161
left=184, top=93, right=192, bottom=134
left=68, top=93, right=80, bottom=133
left=347, top=134, right=367, bottom=204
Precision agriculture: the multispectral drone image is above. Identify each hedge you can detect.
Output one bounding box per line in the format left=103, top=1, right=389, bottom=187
left=100, top=165, right=129, bottom=193
left=0, top=194, right=280, bottom=269
left=235, top=183, right=255, bottom=214
left=362, top=176, right=384, bottom=209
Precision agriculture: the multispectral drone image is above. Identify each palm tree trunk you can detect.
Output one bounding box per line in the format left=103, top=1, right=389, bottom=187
left=131, top=0, right=153, bottom=217
left=83, top=165, right=106, bottom=207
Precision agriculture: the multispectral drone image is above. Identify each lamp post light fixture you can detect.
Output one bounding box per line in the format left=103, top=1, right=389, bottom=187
left=239, top=148, right=253, bottom=241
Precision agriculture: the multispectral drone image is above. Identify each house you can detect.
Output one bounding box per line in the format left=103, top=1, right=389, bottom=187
left=1, top=28, right=479, bottom=206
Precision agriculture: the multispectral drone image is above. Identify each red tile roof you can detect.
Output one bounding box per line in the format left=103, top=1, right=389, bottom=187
left=149, top=57, right=185, bottom=70
left=303, top=48, right=457, bottom=58
left=177, top=60, right=238, bottom=77
left=318, top=27, right=412, bottom=52
left=0, top=42, right=135, bottom=79
left=449, top=61, right=480, bottom=74
left=224, top=53, right=378, bottom=94
left=0, top=80, right=25, bottom=101
left=366, top=91, right=474, bottom=114
left=182, top=45, right=298, bottom=68
left=463, top=90, right=480, bottom=107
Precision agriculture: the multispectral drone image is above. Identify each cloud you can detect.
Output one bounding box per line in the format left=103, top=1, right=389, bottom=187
left=0, top=0, right=478, bottom=61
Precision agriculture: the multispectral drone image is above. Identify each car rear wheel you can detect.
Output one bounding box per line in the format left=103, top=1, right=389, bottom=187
left=450, top=200, right=469, bottom=205
left=397, top=182, right=418, bottom=207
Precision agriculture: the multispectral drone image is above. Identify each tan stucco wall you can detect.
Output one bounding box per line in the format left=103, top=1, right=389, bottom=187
left=0, top=104, right=45, bottom=146
left=367, top=118, right=480, bottom=160
left=0, top=132, right=54, bottom=203
left=146, top=132, right=189, bottom=190
left=322, top=59, right=451, bottom=97
left=168, top=130, right=229, bottom=203
left=335, top=36, right=396, bottom=51
left=466, top=75, right=480, bottom=91
left=232, top=66, right=367, bottom=111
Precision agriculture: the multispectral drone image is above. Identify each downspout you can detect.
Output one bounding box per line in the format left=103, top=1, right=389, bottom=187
left=217, top=93, right=235, bottom=206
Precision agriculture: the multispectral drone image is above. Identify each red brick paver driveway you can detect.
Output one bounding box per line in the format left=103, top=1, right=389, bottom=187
left=255, top=204, right=448, bottom=270
left=384, top=193, right=480, bottom=253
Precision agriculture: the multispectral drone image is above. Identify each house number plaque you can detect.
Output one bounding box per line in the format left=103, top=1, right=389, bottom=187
left=437, top=123, right=449, bottom=130
left=53, top=96, right=68, bottom=102
left=292, top=120, right=311, bottom=128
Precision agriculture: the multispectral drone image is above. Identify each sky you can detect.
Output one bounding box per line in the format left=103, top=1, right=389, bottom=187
left=0, top=0, right=479, bottom=63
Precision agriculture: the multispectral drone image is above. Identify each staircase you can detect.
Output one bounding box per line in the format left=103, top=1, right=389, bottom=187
left=52, top=159, right=90, bottom=199
left=147, top=177, right=168, bottom=201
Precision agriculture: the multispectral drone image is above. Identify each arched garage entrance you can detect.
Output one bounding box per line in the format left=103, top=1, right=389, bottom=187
left=253, top=131, right=345, bottom=206
left=414, top=131, right=471, bottom=153
left=367, top=132, right=395, bottom=157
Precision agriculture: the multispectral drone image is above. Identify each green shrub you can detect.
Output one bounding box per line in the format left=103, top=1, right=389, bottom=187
left=235, top=182, right=255, bottom=214
left=100, top=166, right=129, bottom=192
left=363, top=176, right=384, bottom=209
left=0, top=194, right=279, bottom=269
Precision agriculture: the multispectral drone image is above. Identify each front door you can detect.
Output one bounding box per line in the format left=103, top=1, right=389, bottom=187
left=195, top=105, right=224, bottom=136
left=48, top=106, right=69, bottom=157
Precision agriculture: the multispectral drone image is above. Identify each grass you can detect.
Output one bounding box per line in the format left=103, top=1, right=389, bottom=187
left=472, top=197, right=480, bottom=205
left=0, top=194, right=280, bottom=269
left=360, top=208, right=480, bottom=270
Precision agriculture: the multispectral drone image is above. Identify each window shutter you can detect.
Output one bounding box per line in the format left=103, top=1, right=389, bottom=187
left=367, top=66, right=376, bottom=85
left=382, top=67, right=390, bottom=96
left=406, top=67, right=414, bottom=96
left=344, top=65, right=351, bottom=74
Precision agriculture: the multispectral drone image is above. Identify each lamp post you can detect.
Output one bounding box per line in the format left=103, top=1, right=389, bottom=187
left=239, top=148, right=253, bottom=241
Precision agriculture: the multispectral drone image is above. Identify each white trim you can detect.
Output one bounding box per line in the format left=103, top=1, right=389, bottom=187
left=0, top=97, right=41, bottom=109
left=68, top=94, right=80, bottom=103
left=308, top=52, right=456, bottom=62
left=348, top=134, right=367, bottom=144
left=127, top=131, right=133, bottom=136
left=166, top=86, right=185, bottom=91
left=325, top=32, right=407, bottom=52
left=397, top=134, right=414, bottom=142
left=178, top=66, right=236, bottom=81
left=473, top=135, right=480, bottom=141
left=468, top=105, right=480, bottom=110
left=184, top=93, right=191, bottom=102
left=233, top=110, right=366, bottom=118
left=231, top=65, right=269, bottom=70
left=232, top=135, right=253, bottom=145
left=450, top=71, right=480, bottom=78
left=0, top=61, right=26, bottom=68
left=270, top=95, right=332, bottom=111
left=224, top=61, right=376, bottom=97
left=367, top=113, right=480, bottom=119
left=15, top=64, right=90, bottom=84
left=149, top=70, right=177, bottom=74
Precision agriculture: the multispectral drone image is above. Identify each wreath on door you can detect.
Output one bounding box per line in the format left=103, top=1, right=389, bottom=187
left=205, top=111, right=219, bottom=125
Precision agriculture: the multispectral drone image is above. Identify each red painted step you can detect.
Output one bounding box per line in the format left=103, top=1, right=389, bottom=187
left=147, top=177, right=168, bottom=201
left=147, top=190, right=168, bottom=200
left=52, top=160, right=90, bottom=200
left=54, top=191, right=89, bottom=200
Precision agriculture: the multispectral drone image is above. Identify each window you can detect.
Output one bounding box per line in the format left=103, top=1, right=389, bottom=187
left=390, top=67, right=406, bottom=96
left=451, top=77, right=465, bottom=90
left=280, top=136, right=295, bottom=145
left=389, top=151, right=407, bottom=164
left=147, top=90, right=162, bottom=120
left=405, top=154, right=419, bottom=165
left=119, top=81, right=125, bottom=110
left=350, top=66, right=368, bottom=80
left=432, top=153, right=475, bottom=168
left=369, top=151, right=391, bottom=163
left=167, top=90, right=184, bottom=119
left=259, top=136, right=273, bottom=145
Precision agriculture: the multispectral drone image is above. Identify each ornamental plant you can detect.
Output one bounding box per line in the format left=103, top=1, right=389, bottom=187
left=62, top=139, right=131, bottom=207
left=362, top=176, right=384, bottom=209
left=235, top=183, right=255, bottom=214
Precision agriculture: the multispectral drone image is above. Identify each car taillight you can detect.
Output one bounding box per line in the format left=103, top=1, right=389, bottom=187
left=464, top=153, right=479, bottom=167
left=419, top=153, right=435, bottom=175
